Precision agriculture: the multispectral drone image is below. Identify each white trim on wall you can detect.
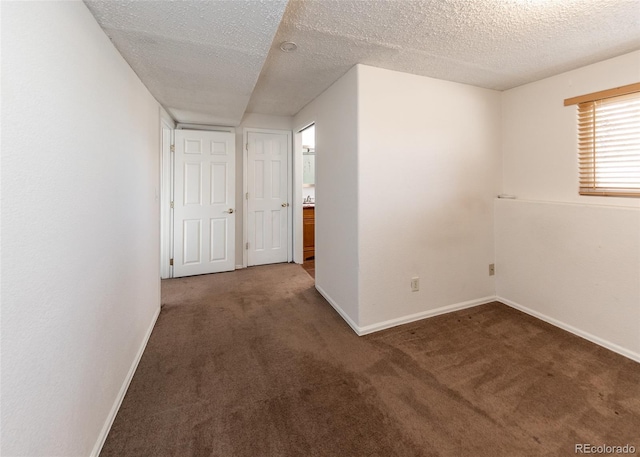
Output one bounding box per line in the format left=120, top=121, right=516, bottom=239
left=317, top=282, right=497, bottom=337
left=293, top=122, right=315, bottom=265
left=175, top=123, right=234, bottom=132
left=315, top=284, right=361, bottom=334
left=90, top=307, right=161, bottom=457
left=357, top=296, right=498, bottom=335
left=160, top=114, right=174, bottom=279
left=498, top=296, right=640, bottom=364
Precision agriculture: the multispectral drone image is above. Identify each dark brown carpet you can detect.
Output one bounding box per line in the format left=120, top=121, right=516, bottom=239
left=101, top=263, right=640, bottom=457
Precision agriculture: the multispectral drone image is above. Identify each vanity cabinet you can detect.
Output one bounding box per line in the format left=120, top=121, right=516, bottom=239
left=303, top=207, right=315, bottom=261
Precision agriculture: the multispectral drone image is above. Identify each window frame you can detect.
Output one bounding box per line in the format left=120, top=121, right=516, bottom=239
left=564, top=82, right=640, bottom=198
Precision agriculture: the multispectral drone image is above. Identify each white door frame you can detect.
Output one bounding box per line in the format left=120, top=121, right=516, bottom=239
left=160, top=109, right=175, bottom=279
left=243, top=128, right=293, bottom=268
left=293, top=123, right=314, bottom=265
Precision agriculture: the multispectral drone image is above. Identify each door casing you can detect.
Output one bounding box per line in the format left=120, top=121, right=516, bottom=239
left=160, top=111, right=175, bottom=279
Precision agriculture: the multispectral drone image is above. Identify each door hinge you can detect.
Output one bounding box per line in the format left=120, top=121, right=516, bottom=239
left=169, top=258, right=174, bottom=266
left=170, top=201, right=174, bottom=209
left=246, top=142, right=249, bottom=151
left=170, top=145, right=175, bottom=153
left=245, top=192, right=249, bottom=200
left=246, top=242, right=249, bottom=250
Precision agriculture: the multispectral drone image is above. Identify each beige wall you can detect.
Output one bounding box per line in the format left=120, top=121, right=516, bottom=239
left=496, top=51, right=640, bottom=361
left=2, top=2, right=162, bottom=455
left=502, top=51, right=640, bottom=207
left=357, top=65, right=502, bottom=330
left=294, top=66, right=361, bottom=328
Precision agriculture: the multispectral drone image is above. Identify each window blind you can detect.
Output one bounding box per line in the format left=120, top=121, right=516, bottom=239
left=567, top=84, right=640, bottom=197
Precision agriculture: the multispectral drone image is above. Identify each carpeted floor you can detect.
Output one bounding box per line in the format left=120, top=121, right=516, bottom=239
left=101, top=263, right=640, bottom=457
left=302, top=259, right=315, bottom=278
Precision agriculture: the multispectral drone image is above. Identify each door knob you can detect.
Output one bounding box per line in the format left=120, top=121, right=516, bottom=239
left=224, top=208, right=234, bottom=214
left=281, top=203, right=289, bottom=207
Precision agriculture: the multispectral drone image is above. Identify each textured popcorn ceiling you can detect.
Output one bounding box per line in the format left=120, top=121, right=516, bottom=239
left=84, top=0, right=288, bottom=125
left=85, top=0, right=640, bottom=124
left=248, top=0, right=640, bottom=116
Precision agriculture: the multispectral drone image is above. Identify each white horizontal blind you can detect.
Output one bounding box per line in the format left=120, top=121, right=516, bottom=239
left=578, top=91, right=640, bottom=197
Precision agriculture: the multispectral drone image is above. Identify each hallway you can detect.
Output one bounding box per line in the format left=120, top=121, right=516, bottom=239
left=101, top=264, right=640, bottom=456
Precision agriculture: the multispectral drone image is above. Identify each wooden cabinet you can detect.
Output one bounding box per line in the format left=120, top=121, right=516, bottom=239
left=303, top=207, right=315, bottom=261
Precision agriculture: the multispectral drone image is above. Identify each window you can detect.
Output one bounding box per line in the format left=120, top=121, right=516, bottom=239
left=564, top=83, right=640, bottom=197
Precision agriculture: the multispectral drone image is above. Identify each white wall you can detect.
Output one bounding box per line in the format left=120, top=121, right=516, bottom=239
left=294, top=67, right=360, bottom=328
left=497, top=51, right=640, bottom=361
left=357, top=65, right=501, bottom=330
left=302, top=187, right=316, bottom=202
left=495, top=200, right=640, bottom=359
left=1, top=2, right=162, bottom=456
left=502, top=51, right=640, bottom=207
left=236, top=113, right=293, bottom=266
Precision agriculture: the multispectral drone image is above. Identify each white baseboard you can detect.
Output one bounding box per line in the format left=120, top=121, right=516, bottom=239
left=315, top=285, right=496, bottom=337
left=235, top=264, right=244, bottom=270
left=497, top=296, right=640, bottom=364
left=357, top=296, right=497, bottom=335
left=90, top=305, right=161, bottom=457
left=315, top=285, right=362, bottom=335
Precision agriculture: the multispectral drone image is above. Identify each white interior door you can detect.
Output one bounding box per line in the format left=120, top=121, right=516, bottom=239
left=173, top=129, right=235, bottom=277
left=247, top=131, right=290, bottom=266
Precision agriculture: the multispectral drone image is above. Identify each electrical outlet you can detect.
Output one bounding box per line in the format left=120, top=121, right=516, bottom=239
left=489, top=264, right=495, bottom=276
left=411, top=277, right=419, bottom=292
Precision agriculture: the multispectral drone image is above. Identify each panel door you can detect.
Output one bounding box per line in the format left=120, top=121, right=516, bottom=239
left=173, top=130, right=235, bottom=277
left=247, top=131, right=289, bottom=266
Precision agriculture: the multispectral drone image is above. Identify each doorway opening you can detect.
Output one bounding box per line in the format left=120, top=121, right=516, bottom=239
left=300, top=124, right=315, bottom=278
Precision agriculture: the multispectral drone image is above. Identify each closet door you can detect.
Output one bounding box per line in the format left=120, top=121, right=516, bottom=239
left=173, top=130, right=235, bottom=277
left=246, top=130, right=290, bottom=266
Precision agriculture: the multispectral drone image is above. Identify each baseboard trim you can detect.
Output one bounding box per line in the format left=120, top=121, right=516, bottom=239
left=314, top=286, right=496, bottom=337
left=357, top=296, right=497, bottom=336
left=90, top=305, right=161, bottom=457
left=235, top=264, right=244, bottom=270
left=315, top=285, right=361, bottom=335
left=497, top=296, right=640, bottom=364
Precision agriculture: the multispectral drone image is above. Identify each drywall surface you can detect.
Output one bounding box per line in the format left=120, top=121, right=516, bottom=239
left=502, top=50, right=640, bottom=207
left=294, top=66, right=360, bottom=327
left=236, top=113, right=293, bottom=266
left=498, top=51, right=640, bottom=360
left=2, top=2, right=161, bottom=456
left=357, top=65, right=501, bottom=328
left=85, top=0, right=288, bottom=125
left=495, top=200, right=640, bottom=359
